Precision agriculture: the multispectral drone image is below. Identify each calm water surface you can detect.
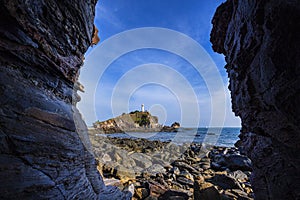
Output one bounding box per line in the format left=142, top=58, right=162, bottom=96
left=97, top=127, right=241, bottom=147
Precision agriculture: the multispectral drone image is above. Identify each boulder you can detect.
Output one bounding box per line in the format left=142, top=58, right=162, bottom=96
left=130, top=153, right=153, bottom=169
left=176, top=177, right=194, bottom=187
left=225, top=154, right=252, bottom=171
left=194, top=180, right=220, bottom=200
left=115, top=165, right=136, bottom=181
left=147, top=164, right=166, bottom=176
left=228, top=170, right=249, bottom=182
left=210, top=174, right=243, bottom=190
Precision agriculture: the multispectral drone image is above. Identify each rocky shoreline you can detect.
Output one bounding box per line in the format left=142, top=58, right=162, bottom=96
left=89, top=133, right=254, bottom=200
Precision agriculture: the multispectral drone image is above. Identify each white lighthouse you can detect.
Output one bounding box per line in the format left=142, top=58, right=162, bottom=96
left=141, top=104, right=145, bottom=112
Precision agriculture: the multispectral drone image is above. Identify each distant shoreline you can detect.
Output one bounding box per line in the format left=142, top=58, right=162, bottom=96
left=88, top=126, right=242, bottom=130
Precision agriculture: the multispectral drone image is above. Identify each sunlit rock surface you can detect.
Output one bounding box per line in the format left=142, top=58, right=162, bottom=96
left=211, top=0, right=300, bottom=199
left=0, top=1, right=130, bottom=199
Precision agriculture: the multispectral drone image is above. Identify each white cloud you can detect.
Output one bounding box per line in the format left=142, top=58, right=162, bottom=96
left=77, top=27, right=240, bottom=127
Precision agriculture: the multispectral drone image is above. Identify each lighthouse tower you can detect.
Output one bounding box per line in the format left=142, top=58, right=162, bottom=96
left=141, top=104, right=145, bottom=112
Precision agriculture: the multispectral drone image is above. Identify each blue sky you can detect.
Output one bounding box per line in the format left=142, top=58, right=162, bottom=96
left=78, top=0, right=241, bottom=127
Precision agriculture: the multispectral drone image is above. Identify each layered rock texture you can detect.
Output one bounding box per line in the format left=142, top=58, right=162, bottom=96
left=211, top=0, right=300, bottom=199
left=0, top=1, right=130, bottom=199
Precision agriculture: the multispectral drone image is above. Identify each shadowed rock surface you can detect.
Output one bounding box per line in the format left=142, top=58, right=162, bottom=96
left=211, top=0, right=300, bottom=199
left=0, top=1, right=130, bottom=199
left=90, top=134, right=254, bottom=200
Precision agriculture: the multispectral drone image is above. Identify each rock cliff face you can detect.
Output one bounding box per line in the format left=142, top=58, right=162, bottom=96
left=93, top=111, right=161, bottom=133
left=0, top=1, right=130, bottom=199
left=211, top=1, right=300, bottom=199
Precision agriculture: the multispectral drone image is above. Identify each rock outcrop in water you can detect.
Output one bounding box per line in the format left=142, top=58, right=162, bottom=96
left=0, top=1, right=130, bottom=199
left=211, top=0, right=300, bottom=199
left=93, top=111, right=162, bottom=133
left=92, top=111, right=179, bottom=133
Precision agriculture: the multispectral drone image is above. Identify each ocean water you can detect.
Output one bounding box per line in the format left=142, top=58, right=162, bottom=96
left=98, top=127, right=241, bottom=147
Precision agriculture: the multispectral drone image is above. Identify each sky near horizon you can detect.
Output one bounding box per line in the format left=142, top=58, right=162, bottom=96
left=78, top=0, right=241, bottom=127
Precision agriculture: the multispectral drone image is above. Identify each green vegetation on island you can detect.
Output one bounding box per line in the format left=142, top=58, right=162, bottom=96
left=93, top=110, right=180, bottom=134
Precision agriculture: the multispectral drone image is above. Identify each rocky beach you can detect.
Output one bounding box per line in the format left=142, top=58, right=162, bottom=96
left=89, top=132, right=254, bottom=200
left=1, top=0, right=298, bottom=199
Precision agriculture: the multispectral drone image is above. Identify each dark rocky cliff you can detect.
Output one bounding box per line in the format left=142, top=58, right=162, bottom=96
left=211, top=1, right=300, bottom=199
left=0, top=1, right=130, bottom=199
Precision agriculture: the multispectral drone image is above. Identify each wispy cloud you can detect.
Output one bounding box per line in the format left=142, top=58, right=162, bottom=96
left=95, top=4, right=124, bottom=30
left=79, top=4, right=241, bottom=127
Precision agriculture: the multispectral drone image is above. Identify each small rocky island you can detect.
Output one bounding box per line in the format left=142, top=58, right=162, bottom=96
left=93, top=105, right=180, bottom=134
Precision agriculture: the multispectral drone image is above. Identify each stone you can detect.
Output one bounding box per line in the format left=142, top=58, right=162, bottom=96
left=194, top=180, right=220, bottom=200
left=225, top=154, right=252, bottom=171
left=213, top=154, right=227, bottom=166
left=102, top=153, right=112, bottom=163
left=158, top=190, right=189, bottom=200
left=104, top=178, right=122, bottom=187
left=172, top=161, right=198, bottom=173
left=147, top=164, right=166, bottom=176
left=130, top=153, right=153, bottom=169
left=148, top=181, right=168, bottom=197
left=211, top=162, right=223, bottom=171
left=0, top=0, right=130, bottom=199
left=228, top=170, right=249, bottom=182
left=115, top=166, right=136, bottom=181
left=176, top=177, right=194, bottom=187
left=231, top=189, right=252, bottom=200
left=169, top=167, right=180, bottom=176
left=135, top=188, right=149, bottom=199
left=211, top=0, right=300, bottom=199
left=156, top=177, right=169, bottom=188
left=210, top=174, right=243, bottom=190
left=178, top=171, right=194, bottom=181
left=201, top=163, right=211, bottom=170
left=91, top=134, right=254, bottom=199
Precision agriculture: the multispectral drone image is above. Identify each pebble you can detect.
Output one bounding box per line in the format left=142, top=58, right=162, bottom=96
left=89, top=134, right=254, bottom=200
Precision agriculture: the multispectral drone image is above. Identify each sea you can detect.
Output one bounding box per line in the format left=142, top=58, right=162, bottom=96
left=97, top=127, right=241, bottom=147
